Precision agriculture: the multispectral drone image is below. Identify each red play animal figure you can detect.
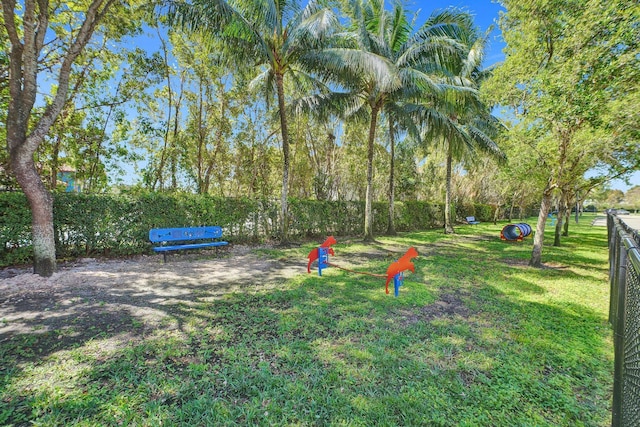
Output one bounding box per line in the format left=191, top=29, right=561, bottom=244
left=320, top=236, right=337, bottom=248
left=306, top=236, right=336, bottom=273
left=385, top=247, right=419, bottom=294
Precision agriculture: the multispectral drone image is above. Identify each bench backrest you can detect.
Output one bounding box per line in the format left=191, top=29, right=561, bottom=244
left=466, top=216, right=476, bottom=221
left=149, top=226, right=223, bottom=243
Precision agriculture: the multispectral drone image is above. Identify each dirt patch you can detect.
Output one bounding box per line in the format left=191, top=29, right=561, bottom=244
left=501, top=258, right=570, bottom=270
left=0, top=245, right=302, bottom=349
left=396, top=292, right=471, bottom=326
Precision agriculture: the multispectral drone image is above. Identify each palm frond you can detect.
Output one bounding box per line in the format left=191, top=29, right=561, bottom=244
left=461, top=26, right=491, bottom=78
left=400, top=37, right=466, bottom=73
left=399, top=68, right=444, bottom=95
left=350, top=0, right=375, bottom=52
left=291, top=91, right=366, bottom=122
left=287, top=66, right=332, bottom=95
left=412, top=8, right=473, bottom=43
left=160, top=0, right=235, bottom=33
left=385, top=101, right=423, bottom=144
left=389, top=0, right=410, bottom=53
left=248, top=67, right=276, bottom=108
left=303, top=48, right=402, bottom=92
left=466, top=124, right=506, bottom=162
left=284, top=4, right=339, bottom=53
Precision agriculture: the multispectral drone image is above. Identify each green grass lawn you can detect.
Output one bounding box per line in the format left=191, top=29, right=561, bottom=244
left=0, top=215, right=613, bottom=426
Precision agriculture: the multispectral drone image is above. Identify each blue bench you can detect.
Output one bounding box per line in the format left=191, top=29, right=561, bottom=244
left=149, top=226, right=228, bottom=262
left=465, top=216, right=480, bottom=225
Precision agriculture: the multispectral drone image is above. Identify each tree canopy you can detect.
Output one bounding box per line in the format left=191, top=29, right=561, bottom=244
left=483, top=0, right=640, bottom=266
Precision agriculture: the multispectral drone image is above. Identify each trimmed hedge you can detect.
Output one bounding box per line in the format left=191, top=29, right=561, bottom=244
left=0, top=191, right=491, bottom=266
left=0, top=192, right=32, bottom=266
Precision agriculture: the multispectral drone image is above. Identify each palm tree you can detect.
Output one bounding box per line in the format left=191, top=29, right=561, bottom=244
left=376, top=3, right=420, bottom=236
left=420, top=20, right=505, bottom=234
left=299, top=0, right=473, bottom=241
left=159, top=0, right=337, bottom=243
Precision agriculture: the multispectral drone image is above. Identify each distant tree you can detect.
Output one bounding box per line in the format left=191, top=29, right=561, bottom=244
left=606, top=190, right=625, bottom=207
left=625, top=186, right=640, bottom=210
left=36, top=43, right=158, bottom=193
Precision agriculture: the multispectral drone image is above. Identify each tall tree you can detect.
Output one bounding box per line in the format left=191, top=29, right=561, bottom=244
left=160, top=0, right=337, bottom=243
left=1, top=0, right=135, bottom=276
left=375, top=2, right=431, bottom=235
left=484, top=0, right=639, bottom=266
left=425, top=21, right=504, bottom=234
left=440, top=28, right=504, bottom=233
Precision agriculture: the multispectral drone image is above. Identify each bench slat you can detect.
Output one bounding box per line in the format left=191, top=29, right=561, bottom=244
left=149, top=226, right=223, bottom=243
left=152, top=241, right=228, bottom=252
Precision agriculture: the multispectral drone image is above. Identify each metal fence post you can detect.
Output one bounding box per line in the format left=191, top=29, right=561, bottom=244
left=612, top=234, right=628, bottom=427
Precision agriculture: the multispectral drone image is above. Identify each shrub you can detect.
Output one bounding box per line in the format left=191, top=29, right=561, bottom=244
left=0, top=192, right=459, bottom=266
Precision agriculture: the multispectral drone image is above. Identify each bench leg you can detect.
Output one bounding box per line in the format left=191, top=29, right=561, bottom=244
left=163, top=252, right=167, bottom=263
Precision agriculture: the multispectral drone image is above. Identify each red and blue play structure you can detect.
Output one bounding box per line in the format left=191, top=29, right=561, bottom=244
left=306, top=236, right=418, bottom=297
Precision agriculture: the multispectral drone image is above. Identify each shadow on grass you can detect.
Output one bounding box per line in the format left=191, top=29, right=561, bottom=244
left=1, top=270, right=613, bottom=426
left=0, top=221, right=613, bottom=425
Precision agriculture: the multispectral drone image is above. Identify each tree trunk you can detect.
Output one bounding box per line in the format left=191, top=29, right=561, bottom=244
left=364, top=103, right=380, bottom=242
left=530, top=185, right=554, bottom=267
left=554, top=192, right=566, bottom=246
left=275, top=72, right=290, bottom=244
left=197, top=78, right=205, bottom=193
left=169, top=74, right=184, bottom=191
left=565, top=195, right=571, bottom=235
left=11, top=151, right=57, bottom=276
left=444, top=139, right=455, bottom=234
left=386, top=117, right=396, bottom=235
left=363, top=103, right=380, bottom=242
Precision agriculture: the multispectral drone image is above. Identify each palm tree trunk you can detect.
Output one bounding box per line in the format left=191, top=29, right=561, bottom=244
left=444, top=139, right=455, bottom=234
left=530, top=184, right=554, bottom=267
left=364, top=103, right=380, bottom=242
left=386, top=117, right=396, bottom=235
left=276, top=73, right=290, bottom=244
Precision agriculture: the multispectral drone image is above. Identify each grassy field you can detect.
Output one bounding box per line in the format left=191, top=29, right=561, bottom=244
left=0, top=215, right=613, bottom=426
